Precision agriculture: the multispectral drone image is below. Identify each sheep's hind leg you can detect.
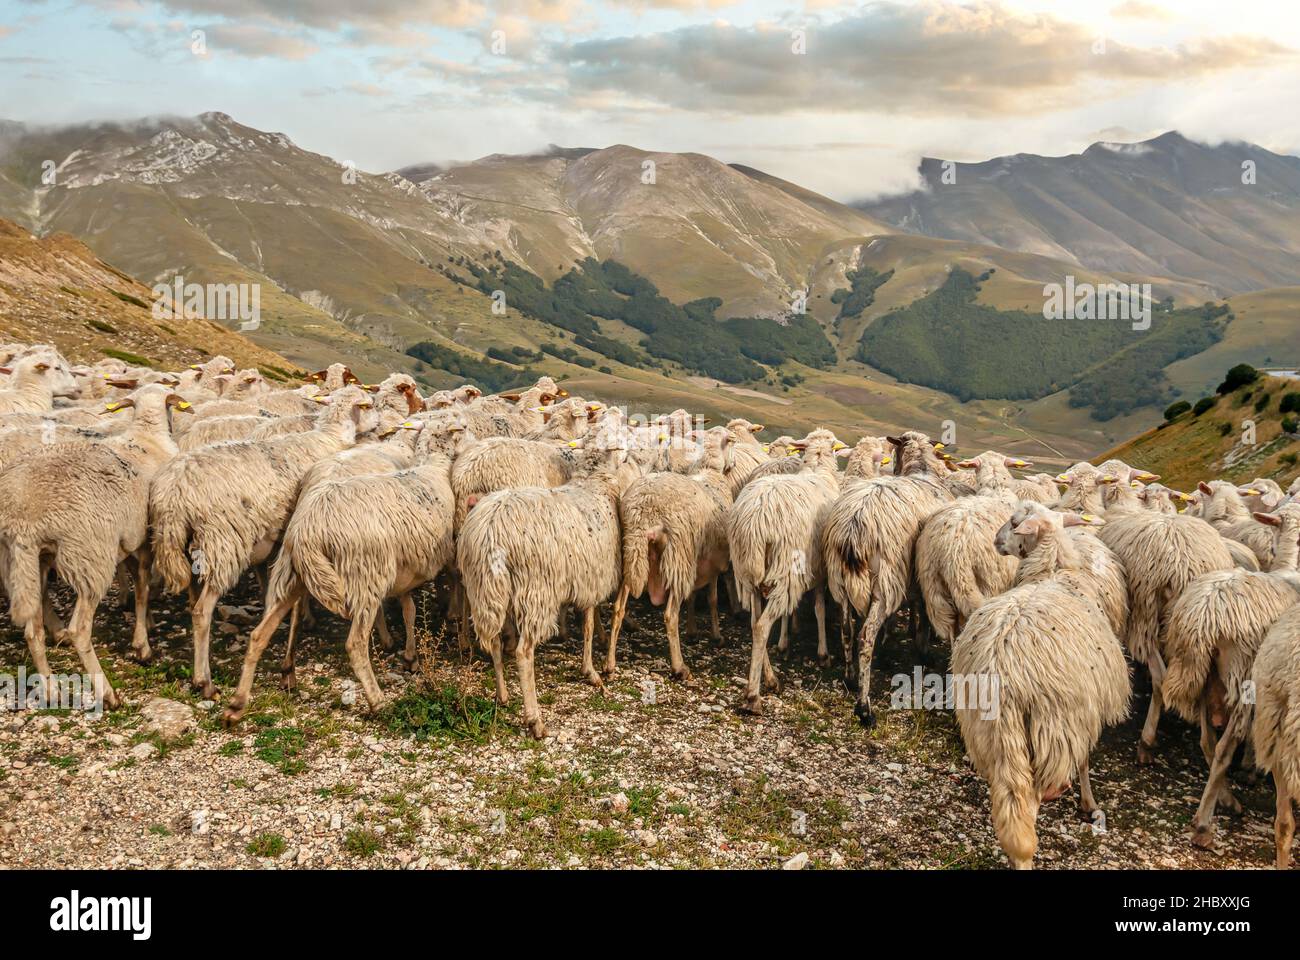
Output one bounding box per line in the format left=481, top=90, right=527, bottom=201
left=23, top=619, right=53, bottom=702
left=39, top=557, right=65, bottom=640
left=67, top=593, right=118, bottom=710
left=516, top=633, right=547, bottom=738
left=664, top=593, right=691, bottom=683
left=1275, top=779, right=1295, bottom=869
left=683, top=591, right=697, bottom=639
left=375, top=607, right=395, bottom=652
left=344, top=608, right=387, bottom=712
left=1200, top=698, right=1241, bottom=813
left=1190, top=705, right=1250, bottom=848
left=603, top=584, right=630, bottom=677
left=776, top=616, right=790, bottom=658
left=840, top=603, right=858, bottom=691
left=222, top=589, right=301, bottom=725
left=280, top=600, right=300, bottom=691
left=1137, top=652, right=1166, bottom=764
left=1077, top=763, right=1099, bottom=819
left=852, top=601, right=890, bottom=728
left=129, top=547, right=153, bottom=663
left=707, top=577, right=721, bottom=642
left=580, top=607, right=606, bottom=689
left=814, top=588, right=830, bottom=667
left=399, top=592, right=418, bottom=671
left=741, top=603, right=779, bottom=714
left=190, top=581, right=223, bottom=700
left=481, top=632, right=509, bottom=705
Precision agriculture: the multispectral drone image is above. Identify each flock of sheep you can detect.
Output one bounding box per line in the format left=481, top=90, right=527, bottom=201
left=2, top=340, right=1299, bottom=871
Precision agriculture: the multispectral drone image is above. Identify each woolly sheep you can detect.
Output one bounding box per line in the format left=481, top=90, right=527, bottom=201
left=222, top=420, right=468, bottom=721
left=149, top=386, right=378, bottom=697
left=1097, top=510, right=1234, bottom=761
left=608, top=428, right=734, bottom=680
left=954, top=502, right=1129, bottom=868
left=0, top=385, right=190, bottom=708
left=1251, top=604, right=1300, bottom=868
left=728, top=428, right=846, bottom=713
left=822, top=431, right=953, bottom=725
left=0, top=351, right=81, bottom=415
left=1199, top=480, right=1276, bottom=568
left=458, top=442, right=631, bottom=737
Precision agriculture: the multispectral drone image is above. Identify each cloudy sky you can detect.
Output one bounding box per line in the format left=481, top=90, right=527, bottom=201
left=2, top=0, right=1298, bottom=200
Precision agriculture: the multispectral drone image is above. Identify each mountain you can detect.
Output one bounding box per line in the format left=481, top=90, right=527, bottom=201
left=858, top=132, right=1300, bottom=296
left=1, top=112, right=1292, bottom=459
left=1097, top=372, right=1300, bottom=490
left=0, top=217, right=296, bottom=374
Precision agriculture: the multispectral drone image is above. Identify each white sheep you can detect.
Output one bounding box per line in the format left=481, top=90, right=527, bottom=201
left=0, top=351, right=81, bottom=415
left=149, top=386, right=377, bottom=697
left=822, top=431, right=953, bottom=725
left=1251, top=603, right=1300, bottom=868
left=954, top=501, right=1130, bottom=868
left=0, top=385, right=189, bottom=708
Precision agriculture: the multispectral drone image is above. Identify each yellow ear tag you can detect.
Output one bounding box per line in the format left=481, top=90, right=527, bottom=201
left=176, top=401, right=191, bottom=410
left=105, top=402, right=119, bottom=412
left=1081, top=514, right=1097, bottom=523
left=934, top=442, right=945, bottom=450
left=568, top=440, right=579, bottom=448
left=881, top=456, right=891, bottom=465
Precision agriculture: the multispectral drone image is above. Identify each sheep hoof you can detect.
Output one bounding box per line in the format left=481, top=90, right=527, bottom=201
left=739, top=695, right=763, bottom=715
left=583, top=671, right=606, bottom=690
left=853, top=702, right=876, bottom=729
left=193, top=679, right=219, bottom=700
left=102, top=688, right=121, bottom=710
left=1190, top=825, right=1216, bottom=849
left=526, top=718, right=549, bottom=739
left=130, top=643, right=153, bottom=663
left=817, top=653, right=833, bottom=669
left=1136, top=740, right=1157, bottom=765
left=280, top=669, right=297, bottom=692
left=600, top=663, right=617, bottom=679
left=670, top=667, right=692, bottom=684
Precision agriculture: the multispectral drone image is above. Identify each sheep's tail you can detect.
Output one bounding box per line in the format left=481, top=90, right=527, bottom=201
left=621, top=520, right=652, bottom=599
left=1160, top=597, right=1215, bottom=723
left=825, top=511, right=873, bottom=615
left=282, top=527, right=348, bottom=619
left=457, top=512, right=511, bottom=643
left=3, top=538, right=43, bottom=629
left=150, top=484, right=194, bottom=594
left=727, top=503, right=768, bottom=612
left=988, top=708, right=1039, bottom=869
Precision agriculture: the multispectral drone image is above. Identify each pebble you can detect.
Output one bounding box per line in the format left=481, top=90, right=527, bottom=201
left=782, top=852, right=809, bottom=871
left=130, top=742, right=158, bottom=762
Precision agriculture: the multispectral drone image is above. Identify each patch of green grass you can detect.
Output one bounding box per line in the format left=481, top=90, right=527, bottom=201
left=45, top=753, right=79, bottom=771
left=246, top=833, right=286, bottom=858
left=383, top=683, right=505, bottom=743
left=625, top=786, right=661, bottom=818
left=252, top=725, right=307, bottom=775
left=148, top=824, right=172, bottom=837
left=344, top=828, right=384, bottom=858
left=101, top=347, right=155, bottom=367
left=85, top=318, right=119, bottom=334
left=218, top=740, right=244, bottom=757
left=109, top=289, right=150, bottom=309
left=581, top=827, right=627, bottom=856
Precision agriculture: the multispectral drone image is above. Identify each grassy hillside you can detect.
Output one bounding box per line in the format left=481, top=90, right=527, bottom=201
left=1096, top=370, right=1300, bottom=489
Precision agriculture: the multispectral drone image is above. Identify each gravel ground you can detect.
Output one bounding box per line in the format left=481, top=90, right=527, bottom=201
left=0, top=578, right=1283, bottom=870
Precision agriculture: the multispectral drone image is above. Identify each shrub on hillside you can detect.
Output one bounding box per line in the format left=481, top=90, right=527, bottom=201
left=1193, top=396, right=1217, bottom=416
left=1280, top=392, right=1300, bottom=414
left=1216, top=363, right=1260, bottom=394
left=1164, top=400, right=1191, bottom=421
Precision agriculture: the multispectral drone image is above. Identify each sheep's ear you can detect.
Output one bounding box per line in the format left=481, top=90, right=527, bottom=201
left=886, top=435, right=903, bottom=447
left=0, top=366, right=11, bottom=375
left=167, top=395, right=194, bottom=412
left=1011, top=516, right=1049, bottom=536
left=1004, top=457, right=1031, bottom=468
left=500, top=393, right=522, bottom=402
left=33, top=362, right=49, bottom=373
left=107, top=378, right=138, bottom=389
left=306, top=369, right=326, bottom=382
left=750, top=423, right=764, bottom=433
left=1264, top=491, right=1284, bottom=508
left=1055, top=472, right=1072, bottom=483
left=956, top=458, right=978, bottom=469
left=1065, top=513, right=1104, bottom=526
left=363, top=384, right=381, bottom=394
left=789, top=440, right=808, bottom=451
left=1134, top=471, right=1160, bottom=483
left=1255, top=512, right=1282, bottom=526
left=1198, top=481, right=1214, bottom=495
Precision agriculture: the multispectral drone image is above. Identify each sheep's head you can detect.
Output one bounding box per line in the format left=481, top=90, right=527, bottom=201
left=995, top=501, right=1103, bottom=558
left=1254, top=504, right=1300, bottom=571
left=319, top=384, right=378, bottom=433
left=790, top=428, right=846, bottom=469
left=416, top=411, right=471, bottom=459
left=3, top=352, right=81, bottom=399
left=762, top=435, right=796, bottom=459
left=104, top=384, right=193, bottom=430
left=373, top=373, right=423, bottom=416
left=1238, top=479, right=1284, bottom=512
left=843, top=436, right=892, bottom=479
left=1137, top=482, right=1178, bottom=514
left=726, top=418, right=764, bottom=443
left=885, top=431, right=944, bottom=477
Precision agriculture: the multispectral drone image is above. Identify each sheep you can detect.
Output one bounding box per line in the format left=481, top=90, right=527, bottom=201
left=954, top=502, right=1130, bottom=868
left=252, top=384, right=323, bottom=418
left=457, top=378, right=562, bottom=438
left=0, top=385, right=190, bottom=708
left=727, top=428, right=846, bottom=713
left=822, top=431, right=953, bottom=725
left=427, top=384, right=483, bottom=409
left=1097, top=509, right=1234, bottom=761
left=1198, top=480, right=1276, bottom=568
left=222, top=419, right=468, bottom=722
left=149, top=386, right=378, bottom=697
left=1160, top=506, right=1300, bottom=845
left=304, top=362, right=360, bottom=391
left=1137, top=482, right=1180, bottom=514
left=0, top=351, right=81, bottom=415
left=458, top=441, right=631, bottom=738
left=1250, top=604, right=1300, bottom=868
left=1239, top=479, right=1286, bottom=514
left=842, top=436, right=893, bottom=483
left=954, top=451, right=1052, bottom=503
left=1051, top=463, right=1107, bottom=516
left=176, top=414, right=271, bottom=451
left=369, top=373, right=424, bottom=420
left=607, top=428, right=734, bottom=680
